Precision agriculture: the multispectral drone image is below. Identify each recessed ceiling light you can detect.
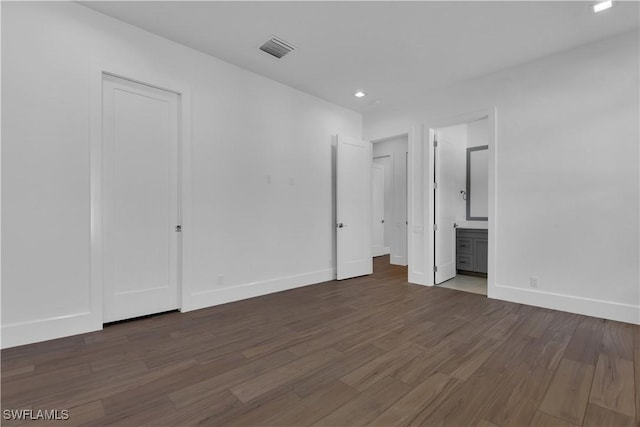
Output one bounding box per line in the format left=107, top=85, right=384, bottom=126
left=354, top=91, right=366, bottom=98
left=593, top=0, right=613, bottom=13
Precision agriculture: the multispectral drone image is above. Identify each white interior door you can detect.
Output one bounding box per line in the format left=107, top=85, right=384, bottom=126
left=373, top=155, right=392, bottom=254
left=372, top=163, right=385, bottom=257
left=102, top=74, right=179, bottom=323
left=434, top=131, right=457, bottom=284
left=337, top=135, right=372, bottom=280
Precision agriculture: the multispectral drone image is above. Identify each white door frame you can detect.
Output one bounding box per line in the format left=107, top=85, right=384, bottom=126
left=89, top=59, right=192, bottom=328
left=425, top=108, right=497, bottom=296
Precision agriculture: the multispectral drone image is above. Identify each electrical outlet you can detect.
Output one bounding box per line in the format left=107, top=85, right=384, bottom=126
left=289, top=177, right=295, bottom=186
left=529, top=276, right=539, bottom=288
left=217, top=275, right=224, bottom=286
left=266, top=175, right=272, bottom=184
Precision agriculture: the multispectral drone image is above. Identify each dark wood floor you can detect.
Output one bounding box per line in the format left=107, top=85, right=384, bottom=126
left=2, top=256, right=639, bottom=426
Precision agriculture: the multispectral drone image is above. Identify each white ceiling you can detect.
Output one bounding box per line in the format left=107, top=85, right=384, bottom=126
left=81, top=1, right=639, bottom=113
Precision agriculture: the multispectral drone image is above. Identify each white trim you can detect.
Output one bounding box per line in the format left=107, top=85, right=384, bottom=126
left=383, top=246, right=391, bottom=255
left=182, top=269, right=335, bottom=312
left=1, top=312, right=98, bottom=348
left=90, top=59, right=193, bottom=327
left=493, top=284, right=640, bottom=325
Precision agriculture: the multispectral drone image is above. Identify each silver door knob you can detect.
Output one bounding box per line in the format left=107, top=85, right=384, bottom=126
left=337, top=223, right=347, bottom=228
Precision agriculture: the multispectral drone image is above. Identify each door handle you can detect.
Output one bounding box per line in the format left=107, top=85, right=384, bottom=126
left=337, top=223, right=347, bottom=228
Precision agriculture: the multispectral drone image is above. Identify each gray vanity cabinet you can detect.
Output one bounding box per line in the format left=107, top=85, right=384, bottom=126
left=456, top=228, right=488, bottom=276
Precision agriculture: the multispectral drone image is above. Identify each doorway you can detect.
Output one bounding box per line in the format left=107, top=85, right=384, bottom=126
left=101, top=74, right=181, bottom=322
left=372, top=135, right=408, bottom=272
left=433, top=118, right=489, bottom=295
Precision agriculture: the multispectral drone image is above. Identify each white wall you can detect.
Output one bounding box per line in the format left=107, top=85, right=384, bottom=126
left=1, top=2, right=362, bottom=348
left=364, top=30, right=640, bottom=324
left=373, top=136, right=408, bottom=265
left=437, top=121, right=489, bottom=229
left=465, top=118, right=489, bottom=225
left=467, top=118, right=488, bottom=148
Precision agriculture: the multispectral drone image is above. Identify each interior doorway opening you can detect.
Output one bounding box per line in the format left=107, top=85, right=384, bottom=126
left=371, top=134, right=409, bottom=274
left=433, top=118, right=489, bottom=296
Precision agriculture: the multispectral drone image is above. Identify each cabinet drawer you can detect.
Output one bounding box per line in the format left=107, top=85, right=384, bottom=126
left=457, top=238, right=472, bottom=255
left=457, top=229, right=488, bottom=240
left=457, top=255, right=473, bottom=270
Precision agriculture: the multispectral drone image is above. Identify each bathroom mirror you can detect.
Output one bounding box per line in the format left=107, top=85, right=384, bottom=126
left=466, top=145, right=488, bottom=220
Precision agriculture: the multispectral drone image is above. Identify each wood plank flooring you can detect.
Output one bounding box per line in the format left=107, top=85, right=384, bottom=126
left=2, top=256, right=639, bottom=426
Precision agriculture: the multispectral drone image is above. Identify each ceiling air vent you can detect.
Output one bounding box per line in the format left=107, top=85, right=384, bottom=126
left=259, top=36, right=295, bottom=59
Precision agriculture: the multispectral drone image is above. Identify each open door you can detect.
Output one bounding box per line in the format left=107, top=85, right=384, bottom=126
left=372, top=163, right=385, bottom=257
left=337, top=135, right=373, bottom=280
left=434, top=131, right=457, bottom=284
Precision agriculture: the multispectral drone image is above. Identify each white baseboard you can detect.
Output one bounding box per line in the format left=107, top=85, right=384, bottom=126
left=11, top=273, right=632, bottom=351
left=182, top=268, right=336, bottom=312
left=1, top=312, right=102, bottom=349
left=383, top=246, right=391, bottom=255
left=2, top=269, right=336, bottom=348
left=491, top=283, right=640, bottom=325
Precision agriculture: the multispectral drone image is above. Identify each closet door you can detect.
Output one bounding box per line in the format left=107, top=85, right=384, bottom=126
left=102, top=74, right=179, bottom=322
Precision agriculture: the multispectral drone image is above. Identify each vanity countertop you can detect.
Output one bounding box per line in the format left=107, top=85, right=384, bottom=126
left=456, top=222, right=488, bottom=230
